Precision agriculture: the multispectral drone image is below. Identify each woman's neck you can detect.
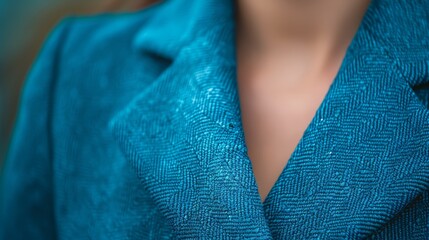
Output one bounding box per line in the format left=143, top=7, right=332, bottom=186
left=236, top=0, right=371, bottom=75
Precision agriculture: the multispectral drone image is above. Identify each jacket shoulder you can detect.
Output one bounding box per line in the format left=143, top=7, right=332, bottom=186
left=46, top=3, right=173, bottom=128
left=59, top=3, right=164, bottom=58
left=49, top=2, right=171, bottom=92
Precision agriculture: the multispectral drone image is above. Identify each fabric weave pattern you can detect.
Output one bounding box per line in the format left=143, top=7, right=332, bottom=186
left=1, top=0, right=429, bottom=239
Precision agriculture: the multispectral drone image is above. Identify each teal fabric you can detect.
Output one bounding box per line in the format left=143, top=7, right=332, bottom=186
left=1, top=0, right=429, bottom=239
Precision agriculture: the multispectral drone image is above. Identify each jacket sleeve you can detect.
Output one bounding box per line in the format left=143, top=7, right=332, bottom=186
left=0, top=18, right=72, bottom=240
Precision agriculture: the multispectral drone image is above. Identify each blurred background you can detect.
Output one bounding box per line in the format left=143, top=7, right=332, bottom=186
left=0, top=0, right=158, bottom=169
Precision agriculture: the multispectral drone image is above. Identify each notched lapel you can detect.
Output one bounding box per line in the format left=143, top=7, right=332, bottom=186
left=110, top=11, right=272, bottom=239
left=110, top=0, right=429, bottom=238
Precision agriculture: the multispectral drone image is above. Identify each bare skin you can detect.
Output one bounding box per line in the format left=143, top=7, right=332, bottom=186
left=236, top=0, right=372, bottom=203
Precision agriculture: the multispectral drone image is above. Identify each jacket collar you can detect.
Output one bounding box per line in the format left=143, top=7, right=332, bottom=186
left=111, top=0, right=429, bottom=238
left=133, top=0, right=237, bottom=59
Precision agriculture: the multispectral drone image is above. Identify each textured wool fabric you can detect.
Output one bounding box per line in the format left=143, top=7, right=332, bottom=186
left=1, top=0, right=429, bottom=239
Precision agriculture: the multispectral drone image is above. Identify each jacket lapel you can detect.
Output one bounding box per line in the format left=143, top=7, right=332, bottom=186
left=110, top=0, right=429, bottom=238
left=111, top=0, right=272, bottom=238
left=262, top=1, right=429, bottom=238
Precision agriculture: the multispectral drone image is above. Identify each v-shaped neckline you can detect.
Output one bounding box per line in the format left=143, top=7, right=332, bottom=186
left=111, top=0, right=429, bottom=238
left=232, top=0, right=375, bottom=207
left=259, top=45, right=355, bottom=207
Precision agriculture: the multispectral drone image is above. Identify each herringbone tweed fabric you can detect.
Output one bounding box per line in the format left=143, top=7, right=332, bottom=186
left=1, top=0, right=429, bottom=239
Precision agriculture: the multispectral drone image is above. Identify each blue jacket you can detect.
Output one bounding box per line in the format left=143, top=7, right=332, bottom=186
left=1, top=0, right=429, bottom=239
